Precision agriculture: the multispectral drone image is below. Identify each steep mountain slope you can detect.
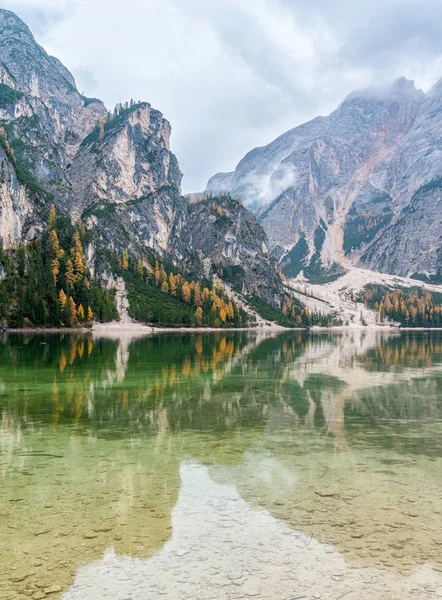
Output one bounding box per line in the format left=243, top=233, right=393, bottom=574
left=0, top=9, right=107, bottom=238
left=361, top=179, right=442, bottom=279
left=67, top=102, right=191, bottom=261
left=0, top=8, right=186, bottom=264
left=359, top=80, right=442, bottom=278
left=0, top=9, right=288, bottom=323
left=188, top=196, right=281, bottom=304
left=206, top=77, right=442, bottom=282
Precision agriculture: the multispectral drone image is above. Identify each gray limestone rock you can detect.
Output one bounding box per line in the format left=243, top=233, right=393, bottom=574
left=205, top=76, right=442, bottom=281
left=0, top=9, right=282, bottom=306
left=188, top=197, right=281, bottom=304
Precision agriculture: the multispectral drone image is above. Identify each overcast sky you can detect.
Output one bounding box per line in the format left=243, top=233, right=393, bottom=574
left=5, top=0, right=442, bottom=192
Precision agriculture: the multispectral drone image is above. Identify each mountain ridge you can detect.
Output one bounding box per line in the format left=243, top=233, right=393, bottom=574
left=0, top=8, right=441, bottom=332
left=0, top=9, right=303, bottom=330
left=206, top=76, right=442, bottom=282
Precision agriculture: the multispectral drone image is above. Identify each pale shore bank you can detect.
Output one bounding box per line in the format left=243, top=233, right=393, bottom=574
left=91, top=321, right=289, bottom=336
left=3, top=323, right=442, bottom=335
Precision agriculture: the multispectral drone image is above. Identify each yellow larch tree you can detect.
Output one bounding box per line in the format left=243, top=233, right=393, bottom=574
left=72, top=231, right=83, bottom=254
left=51, top=257, right=60, bottom=285
left=69, top=296, right=77, bottom=323
left=77, top=304, right=85, bottom=322
left=182, top=282, right=191, bottom=304
left=121, top=249, right=129, bottom=270
left=154, top=261, right=161, bottom=286
left=48, top=203, right=57, bottom=228
left=73, top=251, right=85, bottom=281
left=65, top=258, right=75, bottom=289
left=169, top=272, right=177, bottom=296
left=50, top=230, right=64, bottom=258
left=59, top=289, right=67, bottom=310
left=98, top=116, right=105, bottom=139
left=194, top=306, right=203, bottom=326
left=194, top=283, right=202, bottom=307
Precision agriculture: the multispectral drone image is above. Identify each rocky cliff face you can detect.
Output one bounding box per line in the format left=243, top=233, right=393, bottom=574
left=0, top=9, right=284, bottom=307
left=67, top=102, right=191, bottom=260
left=361, top=180, right=442, bottom=278
left=206, top=77, right=442, bottom=282
left=188, top=196, right=282, bottom=304
left=0, top=10, right=106, bottom=162
left=0, top=9, right=189, bottom=263
left=0, top=143, right=35, bottom=243
left=0, top=9, right=107, bottom=245
left=359, top=79, right=442, bottom=278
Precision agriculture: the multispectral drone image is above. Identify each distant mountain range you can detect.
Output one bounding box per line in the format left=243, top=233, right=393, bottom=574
left=206, top=77, right=442, bottom=283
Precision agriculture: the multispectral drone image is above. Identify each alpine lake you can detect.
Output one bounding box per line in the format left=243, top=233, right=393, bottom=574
left=1, top=330, right=442, bottom=600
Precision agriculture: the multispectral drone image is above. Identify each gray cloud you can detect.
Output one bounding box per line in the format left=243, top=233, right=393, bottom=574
left=3, top=0, right=442, bottom=191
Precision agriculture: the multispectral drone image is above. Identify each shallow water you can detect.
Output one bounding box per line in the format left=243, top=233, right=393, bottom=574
left=1, top=330, right=442, bottom=599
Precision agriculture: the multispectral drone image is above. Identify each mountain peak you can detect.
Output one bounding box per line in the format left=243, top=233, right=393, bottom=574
left=343, top=77, right=423, bottom=105
left=390, top=76, right=425, bottom=101
left=391, top=76, right=418, bottom=92
left=0, top=8, right=81, bottom=99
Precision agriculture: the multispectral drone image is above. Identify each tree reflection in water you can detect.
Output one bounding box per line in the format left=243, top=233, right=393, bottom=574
left=0, top=330, right=441, bottom=599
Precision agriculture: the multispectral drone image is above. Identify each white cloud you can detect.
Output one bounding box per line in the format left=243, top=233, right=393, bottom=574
left=4, top=0, right=442, bottom=192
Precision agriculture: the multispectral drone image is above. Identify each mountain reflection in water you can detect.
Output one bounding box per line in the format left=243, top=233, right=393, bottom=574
left=0, top=330, right=441, bottom=600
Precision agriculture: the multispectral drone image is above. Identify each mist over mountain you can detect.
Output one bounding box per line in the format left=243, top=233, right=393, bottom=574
left=206, top=76, right=442, bottom=282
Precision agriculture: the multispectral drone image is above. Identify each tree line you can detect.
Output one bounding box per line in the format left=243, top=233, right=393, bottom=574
left=0, top=206, right=117, bottom=328
left=117, top=251, right=249, bottom=328
left=358, top=284, right=442, bottom=327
